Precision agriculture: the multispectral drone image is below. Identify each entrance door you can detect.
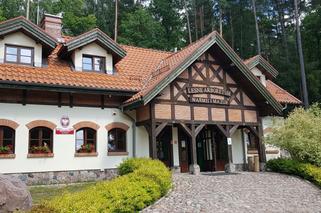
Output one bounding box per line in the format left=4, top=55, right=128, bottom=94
left=197, top=127, right=216, bottom=172
left=178, top=128, right=191, bottom=173
left=215, top=131, right=228, bottom=171
left=156, top=126, right=173, bottom=168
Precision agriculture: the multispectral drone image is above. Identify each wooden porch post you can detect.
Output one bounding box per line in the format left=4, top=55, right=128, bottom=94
left=217, top=124, right=236, bottom=173
left=149, top=103, right=157, bottom=159
left=191, top=124, right=197, bottom=165
left=257, top=121, right=266, bottom=170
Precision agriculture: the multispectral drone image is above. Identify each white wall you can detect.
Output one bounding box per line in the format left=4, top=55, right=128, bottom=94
left=0, top=32, right=43, bottom=67
left=250, top=67, right=267, bottom=87
left=135, top=126, right=150, bottom=157
left=72, top=42, right=113, bottom=73
left=0, top=103, right=148, bottom=174
left=172, top=127, right=180, bottom=167
left=231, top=129, right=245, bottom=164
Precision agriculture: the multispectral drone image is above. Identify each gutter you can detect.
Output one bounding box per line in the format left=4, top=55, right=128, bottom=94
left=0, top=81, right=136, bottom=96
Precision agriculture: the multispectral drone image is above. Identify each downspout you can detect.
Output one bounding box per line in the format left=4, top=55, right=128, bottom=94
left=282, top=104, right=288, bottom=111
left=122, top=109, right=136, bottom=158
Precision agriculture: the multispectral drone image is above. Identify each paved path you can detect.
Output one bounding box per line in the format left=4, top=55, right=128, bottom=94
left=143, top=172, right=321, bottom=213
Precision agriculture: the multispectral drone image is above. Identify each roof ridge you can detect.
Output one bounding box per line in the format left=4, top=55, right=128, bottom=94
left=0, top=15, right=58, bottom=42
left=120, top=44, right=172, bottom=54
left=164, top=31, right=218, bottom=60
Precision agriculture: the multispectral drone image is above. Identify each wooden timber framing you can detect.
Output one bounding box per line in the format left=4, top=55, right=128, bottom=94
left=152, top=52, right=260, bottom=126
left=0, top=88, right=129, bottom=108
left=140, top=51, right=266, bottom=167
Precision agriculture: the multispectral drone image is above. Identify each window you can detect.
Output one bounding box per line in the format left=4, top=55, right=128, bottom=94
left=29, top=127, right=53, bottom=154
left=5, top=45, right=33, bottom=65
left=0, top=126, right=15, bottom=154
left=108, top=128, right=126, bottom=152
left=82, top=55, right=105, bottom=72
left=75, top=128, right=96, bottom=153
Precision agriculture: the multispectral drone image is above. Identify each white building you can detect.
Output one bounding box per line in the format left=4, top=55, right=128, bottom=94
left=0, top=15, right=301, bottom=184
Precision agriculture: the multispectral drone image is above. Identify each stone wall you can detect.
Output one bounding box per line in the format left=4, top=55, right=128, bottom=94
left=6, top=169, right=118, bottom=185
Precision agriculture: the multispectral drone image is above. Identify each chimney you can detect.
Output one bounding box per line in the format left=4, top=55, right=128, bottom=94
left=40, top=13, right=62, bottom=41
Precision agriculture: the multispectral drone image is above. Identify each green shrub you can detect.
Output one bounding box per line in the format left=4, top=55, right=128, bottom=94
left=31, top=158, right=171, bottom=213
left=265, top=104, right=321, bottom=167
left=118, top=157, right=149, bottom=176
left=267, top=158, right=321, bottom=188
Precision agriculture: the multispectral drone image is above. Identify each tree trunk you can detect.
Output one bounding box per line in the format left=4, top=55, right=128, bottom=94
left=200, top=5, right=204, bottom=37
left=194, top=0, right=198, bottom=40
left=200, top=5, right=204, bottom=36
left=219, top=2, right=223, bottom=36
left=252, top=0, right=261, bottom=54
left=229, top=9, right=234, bottom=49
left=184, top=0, right=192, bottom=44
left=275, top=0, right=290, bottom=63
left=294, top=0, right=309, bottom=107
left=114, top=0, right=118, bottom=42
left=26, top=0, right=30, bottom=20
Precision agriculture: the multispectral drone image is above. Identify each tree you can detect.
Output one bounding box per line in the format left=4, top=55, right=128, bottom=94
left=294, top=0, right=309, bottom=108
left=266, top=105, right=321, bottom=167
left=251, top=0, right=261, bottom=54
left=118, top=8, right=166, bottom=49
left=149, top=0, right=185, bottom=50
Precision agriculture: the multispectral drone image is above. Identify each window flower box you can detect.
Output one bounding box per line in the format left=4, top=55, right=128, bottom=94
left=29, top=146, right=52, bottom=154
left=107, top=151, right=128, bottom=156
left=27, top=153, right=54, bottom=158
left=0, top=145, right=13, bottom=154
left=74, top=152, right=98, bottom=157
left=76, top=144, right=95, bottom=153
left=0, top=153, right=15, bottom=159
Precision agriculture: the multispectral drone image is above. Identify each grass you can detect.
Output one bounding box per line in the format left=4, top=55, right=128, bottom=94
left=29, top=182, right=97, bottom=205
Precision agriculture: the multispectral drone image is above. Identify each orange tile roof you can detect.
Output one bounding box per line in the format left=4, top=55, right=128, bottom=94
left=0, top=43, right=170, bottom=92
left=125, top=31, right=217, bottom=103
left=266, top=80, right=302, bottom=105
left=0, top=19, right=301, bottom=106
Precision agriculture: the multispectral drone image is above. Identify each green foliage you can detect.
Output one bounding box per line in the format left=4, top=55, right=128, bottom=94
left=118, top=8, right=166, bottom=50
left=265, top=104, right=321, bottom=167
left=266, top=158, right=321, bottom=188
left=31, top=158, right=172, bottom=213
left=1, top=0, right=321, bottom=103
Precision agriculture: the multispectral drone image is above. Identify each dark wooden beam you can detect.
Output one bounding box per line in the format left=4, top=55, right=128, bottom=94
left=179, top=123, right=192, bottom=137
left=229, top=124, right=240, bottom=136
left=69, top=93, right=73, bottom=108
left=22, top=90, right=27, bottom=106
left=257, top=121, right=266, bottom=164
left=101, top=95, right=105, bottom=109
left=57, top=92, right=62, bottom=107
left=150, top=102, right=157, bottom=159
left=155, top=122, right=168, bottom=137
left=191, top=124, right=197, bottom=165
left=216, top=124, right=229, bottom=137
left=195, top=124, right=205, bottom=136
left=248, top=126, right=259, bottom=138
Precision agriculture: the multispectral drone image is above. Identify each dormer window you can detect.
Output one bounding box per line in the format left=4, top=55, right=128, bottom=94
left=82, top=55, right=105, bottom=72
left=5, top=45, right=34, bottom=65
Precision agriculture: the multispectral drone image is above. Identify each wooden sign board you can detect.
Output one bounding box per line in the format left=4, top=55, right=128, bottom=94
left=186, top=87, right=231, bottom=97
left=187, top=87, right=230, bottom=105
left=189, top=97, right=228, bottom=105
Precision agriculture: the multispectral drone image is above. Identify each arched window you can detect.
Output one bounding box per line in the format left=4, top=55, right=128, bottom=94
left=108, top=128, right=126, bottom=152
left=0, top=126, right=15, bottom=154
left=29, top=127, right=53, bottom=154
left=75, top=128, right=96, bottom=153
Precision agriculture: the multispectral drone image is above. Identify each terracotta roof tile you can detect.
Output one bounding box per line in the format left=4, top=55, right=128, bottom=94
left=266, top=80, right=302, bottom=105
left=0, top=21, right=301, bottom=107
left=0, top=43, right=171, bottom=92
left=125, top=31, right=217, bottom=103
